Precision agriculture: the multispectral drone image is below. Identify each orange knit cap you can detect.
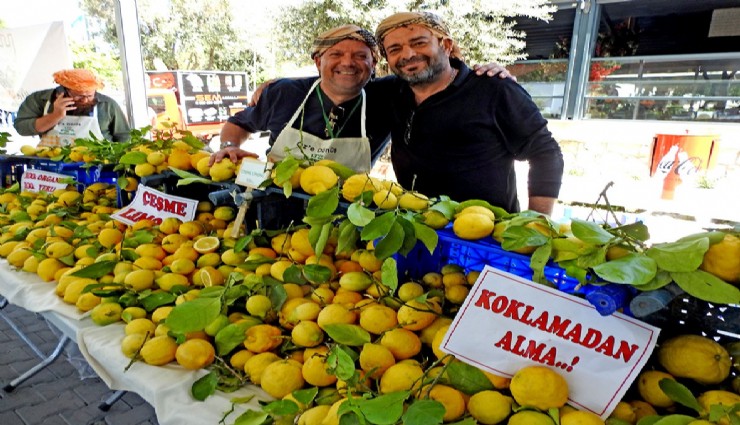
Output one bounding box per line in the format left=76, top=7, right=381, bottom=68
left=53, top=69, right=104, bottom=91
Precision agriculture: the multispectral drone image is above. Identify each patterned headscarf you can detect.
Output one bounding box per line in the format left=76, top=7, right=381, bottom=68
left=310, top=24, right=380, bottom=61
left=53, top=69, right=104, bottom=91
left=375, top=12, right=463, bottom=59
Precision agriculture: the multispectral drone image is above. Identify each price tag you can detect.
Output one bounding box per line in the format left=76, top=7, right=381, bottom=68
left=111, top=185, right=198, bottom=226
left=441, top=265, right=660, bottom=419
left=235, top=157, right=271, bottom=189
left=20, top=169, right=71, bottom=193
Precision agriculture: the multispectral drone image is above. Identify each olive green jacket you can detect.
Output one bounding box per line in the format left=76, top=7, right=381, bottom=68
left=14, top=89, right=131, bottom=142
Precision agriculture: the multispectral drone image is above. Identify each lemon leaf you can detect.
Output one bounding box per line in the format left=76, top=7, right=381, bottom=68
left=671, top=270, right=740, bottom=304
left=303, top=264, right=332, bottom=284
left=165, top=297, right=221, bottom=333
left=646, top=237, right=708, bottom=272
left=71, top=260, right=117, bottom=278
left=593, top=253, right=657, bottom=285
left=306, top=186, right=339, bottom=218
left=283, top=265, right=307, bottom=285
left=233, top=409, right=269, bottom=425
left=649, top=414, right=698, bottom=424
left=633, top=270, right=673, bottom=291
left=570, top=218, right=615, bottom=244
left=118, top=151, right=148, bottom=165
left=658, top=378, right=702, bottom=413
left=327, top=345, right=357, bottom=381
left=323, top=324, right=371, bottom=346
left=215, top=320, right=261, bottom=356
left=402, top=399, right=445, bottom=425
left=263, top=399, right=300, bottom=416
left=348, top=202, right=375, bottom=227
left=396, top=215, right=418, bottom=256
left=446, top=360, right=495, bottom=394
left=337, top=219, right=360, bottom=255
left=412, top=221, right=439, bottom=255
left=358, top=391, right=410, bottom=425
left=361, top=211, right=395, bottom=241
left=191, top=371, right=218, bottom=401
left=292, top=387, right=319, bottom=406
left=381, top=258, right=398, bottom=294
left=140, top=292, right=177, bottom=312
left=375, top=221, right=404, bottom=260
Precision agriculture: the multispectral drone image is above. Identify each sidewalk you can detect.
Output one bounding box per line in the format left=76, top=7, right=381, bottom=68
left=0, top=302, right=158, bottom=425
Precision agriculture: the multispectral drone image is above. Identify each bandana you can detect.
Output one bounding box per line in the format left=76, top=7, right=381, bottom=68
left=53, top=69, right=104, bottom=92
left=375, top=12, right=463, bottom=59
left=310, top=24, right=379, bottom=61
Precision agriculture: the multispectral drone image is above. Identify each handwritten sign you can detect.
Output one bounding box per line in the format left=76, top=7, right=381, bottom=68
left=111, top=185, right=198, bottom=226
left=440, top=265, right=660, bottom=419
left=21, top=169, right=70, bottom=193
left=235, top=158, right=271, bottom=189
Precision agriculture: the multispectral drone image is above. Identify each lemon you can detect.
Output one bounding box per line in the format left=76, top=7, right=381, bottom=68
left=317, top=304, right=357, bottom=329
left=90, top=302, right=123, bottom=326
left=510, top=365, right=569, bottom=410
left=139, top=335, right=178, bottom=365
left=397, top=299, right=439, bottom=331
left=193, top=236, right=220, bottom=254
left=175, top=339, right=215, bottom=370
left=637, top=370, right=675, bottom=408
left=658, top=334, right=731, bottom=385
left=378, top=362, right=423, bottom=394
left=98, top=228, right=123, bottom=249
left=341, top=173, right=379, bottom=202
left=57, top=191, right=82, bottom=207
left=298, top=405, right=332, bottom=425
left=260, top=359, right=305, bottom=399
left=379, top=328, right=421, bottom=360
left=453, top=212, right=495, bottom=240
left=421, top=384, right=466, bottom=422
left=155, top=273, right=190, bottom=291
left=244, top=324, right=283, bottom=353
left=508, top=411, right=555, bottom=425
left=398, top=191, right=429, bottom=211
left=697, top=390, right=740, bottom=425
left=146, top=151, right=167, bottom=166
left=124, top=269, right=156, bottom=291
left=36, top=257, right=66, bottom=282
left=421, top=209, right=450, bottom=229
left=244, top=352, right=280, bottom=385
left=561, top=410, right=605, bottom=425
left=359, top=305, right=398, bottom=335
left=467, top=390, right=513, bottom=424
left=168, top=149, right=193, bottom=171
left=372, top=189, right=399, bottom=209
left=121, top=333, right=149, bottom=358
left=608, top=401, right=636, bottom=424
left=359, top=343, right=396, bottom=379
left=134, top=162, right=156, bottom=177
left=213, top=206, right=235, bottom=221
left=209, top=158, right=237, bottom=182
left=699, top=233, right=740, bottom=284
left=291, top=320, right=324, bottom=347
left=125, top=318, right=157, bottom=336
left=299, top=165, right=338, bottom=195
left=75, top=292, right=102, bottom=312
left=302, top=351, right=337, bottom=387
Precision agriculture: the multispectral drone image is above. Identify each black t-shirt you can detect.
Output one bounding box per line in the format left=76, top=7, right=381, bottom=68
left=227, top=77, right=393, bottom=162
left=388, top=60, right=564, bottom=213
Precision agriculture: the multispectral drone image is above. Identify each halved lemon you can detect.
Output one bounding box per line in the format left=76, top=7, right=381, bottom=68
left=193, top=236, right=220, bottom=254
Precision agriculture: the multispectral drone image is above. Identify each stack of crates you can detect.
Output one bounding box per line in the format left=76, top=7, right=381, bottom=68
left=25, top=158, right=123, bottom=205
left=0, top=155, right=34, bottom=188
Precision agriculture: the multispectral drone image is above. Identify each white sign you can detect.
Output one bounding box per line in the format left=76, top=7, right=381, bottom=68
left=441, top=266, right=660, bottom=419
left=21, top=169, right=70, bottom=193
left=235, top=158, right=271, bottom=189
left=111, top=185, right=198, bottom=226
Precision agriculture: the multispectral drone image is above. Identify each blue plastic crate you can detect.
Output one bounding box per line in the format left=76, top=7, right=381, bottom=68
left=396, top=227, right=634, bottom=316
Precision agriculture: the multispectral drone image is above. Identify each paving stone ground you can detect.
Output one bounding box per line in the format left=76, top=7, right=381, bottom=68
left=0, top=302, right=159, bottom=425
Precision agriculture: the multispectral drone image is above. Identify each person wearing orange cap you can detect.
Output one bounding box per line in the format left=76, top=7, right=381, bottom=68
left=14, top=68, right=130, bottom=146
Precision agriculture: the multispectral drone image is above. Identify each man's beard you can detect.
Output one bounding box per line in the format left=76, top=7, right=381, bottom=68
left=67, top=100, right=97, bottom=116
left=393, top=51, right=447, bottom=86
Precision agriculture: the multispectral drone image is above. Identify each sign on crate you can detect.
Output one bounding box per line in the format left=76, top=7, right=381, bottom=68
left=111, top=185, right=198, bottom=226
left=235, top=158, right=271, bottom=189
left=20, top=169, right=70, bottom=193
left=441, top=265, right=660, bottom=419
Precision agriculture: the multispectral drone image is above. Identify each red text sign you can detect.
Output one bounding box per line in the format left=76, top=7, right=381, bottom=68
left=20, top=169, right=70, bottom=193
left=441, top=266, right=659, bottom=419
left=111, top=185, right=198, bottom=226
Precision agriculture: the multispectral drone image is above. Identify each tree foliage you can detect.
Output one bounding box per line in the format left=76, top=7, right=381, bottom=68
left=275, top=0, right=556, bottom=67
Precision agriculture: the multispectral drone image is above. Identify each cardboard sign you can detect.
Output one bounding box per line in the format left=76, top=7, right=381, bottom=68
left=111, top=185, right=198, bottom=226
left=440, top=266, right=660, bottom=419
left=235, top=157, right=271, bottom=189
left=21, top=169, right=71, bottom=193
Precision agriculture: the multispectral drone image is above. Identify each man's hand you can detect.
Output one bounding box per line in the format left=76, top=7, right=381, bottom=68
left=52, top=93, right=76, bottom=119
left=473, top=63, right=517, bottom=82
left=209, top=147, right=259, bottom=166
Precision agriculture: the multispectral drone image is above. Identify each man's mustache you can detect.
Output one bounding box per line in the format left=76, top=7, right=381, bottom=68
left=396, top=56, right=428, bottom=68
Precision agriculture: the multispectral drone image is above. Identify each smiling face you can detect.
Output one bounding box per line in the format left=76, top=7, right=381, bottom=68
left=314, top=39, right=376, bottom=100
left=381, top=24, right=451, bottom=86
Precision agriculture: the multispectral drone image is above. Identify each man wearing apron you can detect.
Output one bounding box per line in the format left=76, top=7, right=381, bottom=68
left=14, top=69, right=131, bottom=146
left=210, top=25, right=392, bottom=174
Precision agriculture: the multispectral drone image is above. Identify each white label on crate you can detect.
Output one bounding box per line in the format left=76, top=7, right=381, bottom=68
left=20, top=169, right=70, bottom=193
left=440, top=265, right=660, bottom=420
left=111, top=185, right=198, bottom=226
left=235, top=158, right=271, bottom=189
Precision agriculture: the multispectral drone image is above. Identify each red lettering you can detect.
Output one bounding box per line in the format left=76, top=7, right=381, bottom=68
left=474, top=289, right=496, bottom=310
left=142, top=191, right=187, bottom=217
left=495, top=331, right=558, bottom=366
left=614, top=340, right=638, bottom=363
left=581, top=328, right=602, bottom=349
left=23, top=182, right=34, bottom=189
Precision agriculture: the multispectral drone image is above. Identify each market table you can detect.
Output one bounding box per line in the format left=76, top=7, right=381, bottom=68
left=0, top=260, right=270, bottom=425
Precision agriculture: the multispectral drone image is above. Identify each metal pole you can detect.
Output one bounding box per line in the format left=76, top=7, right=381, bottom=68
left=114, top=0, right=149, bottom=129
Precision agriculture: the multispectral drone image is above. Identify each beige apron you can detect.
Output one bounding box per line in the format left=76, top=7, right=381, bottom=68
left=268, top=79, right=372, bottom=172
left=39, top=100, right=104, bottom=147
